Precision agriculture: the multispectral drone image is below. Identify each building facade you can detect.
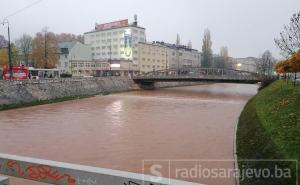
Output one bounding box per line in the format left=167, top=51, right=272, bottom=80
left=138, top=41, right=201, bottom=73
left=230, top=57, right=259, bottom=72
left=138, top=42, right=168, bottom=73
left=84, top=17, right=146, bottom=73
left=58, top=41, right=110, bottom=76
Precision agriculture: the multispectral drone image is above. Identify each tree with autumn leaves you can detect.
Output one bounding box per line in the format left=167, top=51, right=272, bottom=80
left=1, top=28, right=84, bottom=69
left=275, top=10, right=300, bottom=84
left=32, top=29, right=59, bottom=69
left=275, top=50, right=300, bottom=73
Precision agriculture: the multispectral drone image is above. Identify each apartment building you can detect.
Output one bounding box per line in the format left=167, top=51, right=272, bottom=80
left=84, top=16, right=146, bottom=73
left=138, top=41, right=201, bottom=73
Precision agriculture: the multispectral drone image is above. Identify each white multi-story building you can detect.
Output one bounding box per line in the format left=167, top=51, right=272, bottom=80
left=84, top=16, right=146, bottom=73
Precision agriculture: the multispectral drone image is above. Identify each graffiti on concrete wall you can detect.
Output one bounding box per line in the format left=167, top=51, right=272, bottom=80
left=4, top=160, right=76, bottom=184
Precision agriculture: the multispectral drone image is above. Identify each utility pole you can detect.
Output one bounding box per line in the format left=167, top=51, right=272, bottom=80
left=1, top=19, right=13, bottom=79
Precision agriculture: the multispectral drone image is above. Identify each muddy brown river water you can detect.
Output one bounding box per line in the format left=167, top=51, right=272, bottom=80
left=0, top=83, right=258, bottom=185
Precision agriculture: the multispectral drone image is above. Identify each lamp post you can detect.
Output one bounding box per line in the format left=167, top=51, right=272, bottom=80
left=165, top=48, right=168, bottom=75
left=109, top=42, right=112, bottom=76
left=1, top=19, right=12, bottom=79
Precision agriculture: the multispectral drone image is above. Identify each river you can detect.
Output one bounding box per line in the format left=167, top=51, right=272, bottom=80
left=0, top=83, right=258, bottom=185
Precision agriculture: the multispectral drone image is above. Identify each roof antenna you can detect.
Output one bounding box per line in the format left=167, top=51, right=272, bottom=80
left=134, top=14, right=138, bottom=26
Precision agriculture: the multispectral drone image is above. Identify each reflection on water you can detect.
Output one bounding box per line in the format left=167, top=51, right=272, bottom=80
left=105, top=100, right=124, bottom=128
left=0, top=83, right=257, bottom=185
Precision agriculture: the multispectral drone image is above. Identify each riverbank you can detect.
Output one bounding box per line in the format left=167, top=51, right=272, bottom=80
left=236, top=80, right=299, bottom=185
left=0, top=77, right=202, bottom=111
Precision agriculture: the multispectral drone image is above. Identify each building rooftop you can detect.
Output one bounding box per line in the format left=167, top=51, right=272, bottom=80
left=150, top=41, right=199, bottom=52
left=84, top=18, right=145, bottom=35
left=58, top=41, right=78, bottom=54
left=84, top=24, right=145, bottom=35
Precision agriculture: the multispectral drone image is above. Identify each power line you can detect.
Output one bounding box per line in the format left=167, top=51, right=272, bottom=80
left=1, top=0, right=43, bottom=21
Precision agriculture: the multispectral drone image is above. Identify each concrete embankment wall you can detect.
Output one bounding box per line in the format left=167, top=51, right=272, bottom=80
left=0, top=77, right=202, bottom=106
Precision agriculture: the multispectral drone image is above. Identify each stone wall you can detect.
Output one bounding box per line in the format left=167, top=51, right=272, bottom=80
left=0, top=77, right=202, bottom=106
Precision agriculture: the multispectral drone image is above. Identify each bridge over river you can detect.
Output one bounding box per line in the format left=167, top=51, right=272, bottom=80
left=133, top=68, right=267, bottom=88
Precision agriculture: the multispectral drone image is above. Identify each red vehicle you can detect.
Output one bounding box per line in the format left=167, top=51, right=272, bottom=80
left=2, top=65, right=29, bottom=80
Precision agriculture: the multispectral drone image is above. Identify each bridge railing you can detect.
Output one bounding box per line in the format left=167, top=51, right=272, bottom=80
left=137, top=67, right=262, bottom=79
left=0, top=153, right=203, bottom=185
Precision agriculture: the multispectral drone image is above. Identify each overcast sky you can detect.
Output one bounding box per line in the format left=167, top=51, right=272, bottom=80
left=0, top=0, right=299, bottom=59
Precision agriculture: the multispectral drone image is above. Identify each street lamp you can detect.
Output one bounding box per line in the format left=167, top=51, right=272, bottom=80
left=1, top=19, right=12, bottom=79
left=108, top=43, right=112, bottom=76
left=165, top=48, right=168, bottom=75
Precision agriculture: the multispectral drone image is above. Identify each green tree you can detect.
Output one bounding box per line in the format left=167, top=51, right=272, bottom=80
left=0, top=45, right=19, bottom=67
left=0, top=48, right=8, bottom=67
left=15, top=34, right=32, bottom=66
left=201, top=29, right=213, bottom=68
